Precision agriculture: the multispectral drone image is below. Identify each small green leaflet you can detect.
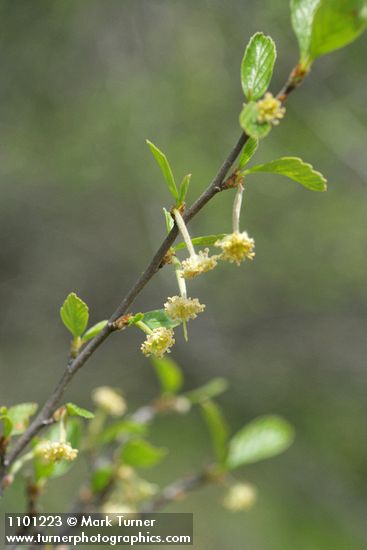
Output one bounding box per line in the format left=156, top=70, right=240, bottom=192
left=174, top=234, right=226, bottom=252
left=7, top=403, right=38, bottom=435
left=239, top=102, right=272, bottom=140
left=238, top=137, right=259, bottom=170
left=226, top=415, right=294, bottom=469
left=163, top=208, right=174, bottom=234
left=120, top=438, right=167, bottom=468
left=146, top=140, right=178, bottom=201
left=241, top=32, right=277, bottom=101
left=186, top=377, right=229, bottom=404
left=151, top=356, right=184, bottom=394
left=201, top=400, right=229, bottom=465
left=291, top=0, right=367, bottom=64
left=178, top=174, right=191, bottom=206
left=245, top=157, right=327, bottom=191
left=82, top=320, right=108, bottom=341
left=33, top=453, right=55, bottom=481
left=142, top=309, right=181, bottom=331
left=0, top=407, right=13, bottom=438
left=60, top=292, right=89, bottom=337
left=66, top=402, right=94, bottom=419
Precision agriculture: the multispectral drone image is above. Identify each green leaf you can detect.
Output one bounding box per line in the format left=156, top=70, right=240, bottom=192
left=291, top=0, right=367, bottom=64
left=178, top=174, right=191, bottom=205
left=151, top=357, right=184, bottom=394
left=66, top=402, right=95, bottom=419
left=226, top=415, right=294, bottom=469
left=201, top=400, right=229, bottom=464
left=239, top=102, right=272, bottom=140
left=146, top=140, right=178, bottom=200
left=186, top=378, right=229, bottom=404
left=241, top=32, right=277, bottom=101
left=238, top=137, right=259, bottom=170
left=120, top=439, right=167, bottom=468
left=60, top=292, right=89, bottom=337
left=82, top=320, right=108, bottom=341
left=7, top=403, right=38, bottom=435
left=34, top=453, right=55, bottom=481
left=310, top=0, right=367, bottom=58
left=91, top=466, right=114, bottom=493
left=142, top=309, right=181, bottom=331
left=99, top=420, right=147, bottom=445
left=290, top=0, right=321, bottom=63
left=245, top=157, right=327, bottom=191
left=163, top=208, right=174, bottom=234
left=174, top=234, right=226, bottom=252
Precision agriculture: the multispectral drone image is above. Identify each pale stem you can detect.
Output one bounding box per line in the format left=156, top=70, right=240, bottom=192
left=135, top=320, right=153, bottom=335
left=174, top=209, right=196, bottom=258
left=173, top=257, right=187, bottom=298
left=172, top=256, right=188, bottom=341
left=232, top=183, right=244, bottom=234
left=59, top=413, right=67, bottom=443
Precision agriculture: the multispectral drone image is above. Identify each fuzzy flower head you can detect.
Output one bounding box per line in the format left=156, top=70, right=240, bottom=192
left=215, top=231, right=255, bottom=265
left=36, top=441, right=78, bottom=463
left=223, top=483, right=257, bottom=512
left=179, top=249, right=218, bottom=279
left=92, top=386, right=127, bottom=417
left=141, top=327, right=175, bottom=358
left=164, top=296, right=205, bottom=322
left=256, top=92, right=285, bottom=125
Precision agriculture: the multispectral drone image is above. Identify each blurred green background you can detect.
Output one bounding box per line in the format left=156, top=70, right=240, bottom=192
left=1, top=1, right=367, bottom=548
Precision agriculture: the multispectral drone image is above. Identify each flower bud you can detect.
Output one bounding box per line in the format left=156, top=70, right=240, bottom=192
left=92, top=386, right=127, bottom=417
left=223, top=483, right=257, bottom=511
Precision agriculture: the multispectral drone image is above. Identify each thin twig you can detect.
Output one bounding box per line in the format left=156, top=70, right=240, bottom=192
left=0, top=130, right=245, bottom=482
left=0, top=66, right=305, bottom=494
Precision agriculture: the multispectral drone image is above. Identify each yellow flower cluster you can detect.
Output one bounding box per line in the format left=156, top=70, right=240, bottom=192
left=215, top=231, right=255, bottom=265
left=223, top=483, right=257, bottom=511
left=179, top=249, right=218, bottom=279
left=36, top=441, right=78, bottom=463
left=92, top=386, right=127, bottom=417
left=141, top=327, right=175, bottom=358
left=164, top=296, right=205, bottom=321
left=256, top=92, right=285, bottom=125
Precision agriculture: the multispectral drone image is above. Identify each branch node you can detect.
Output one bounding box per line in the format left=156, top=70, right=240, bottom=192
left=112, top=313, right=133, bottom=331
